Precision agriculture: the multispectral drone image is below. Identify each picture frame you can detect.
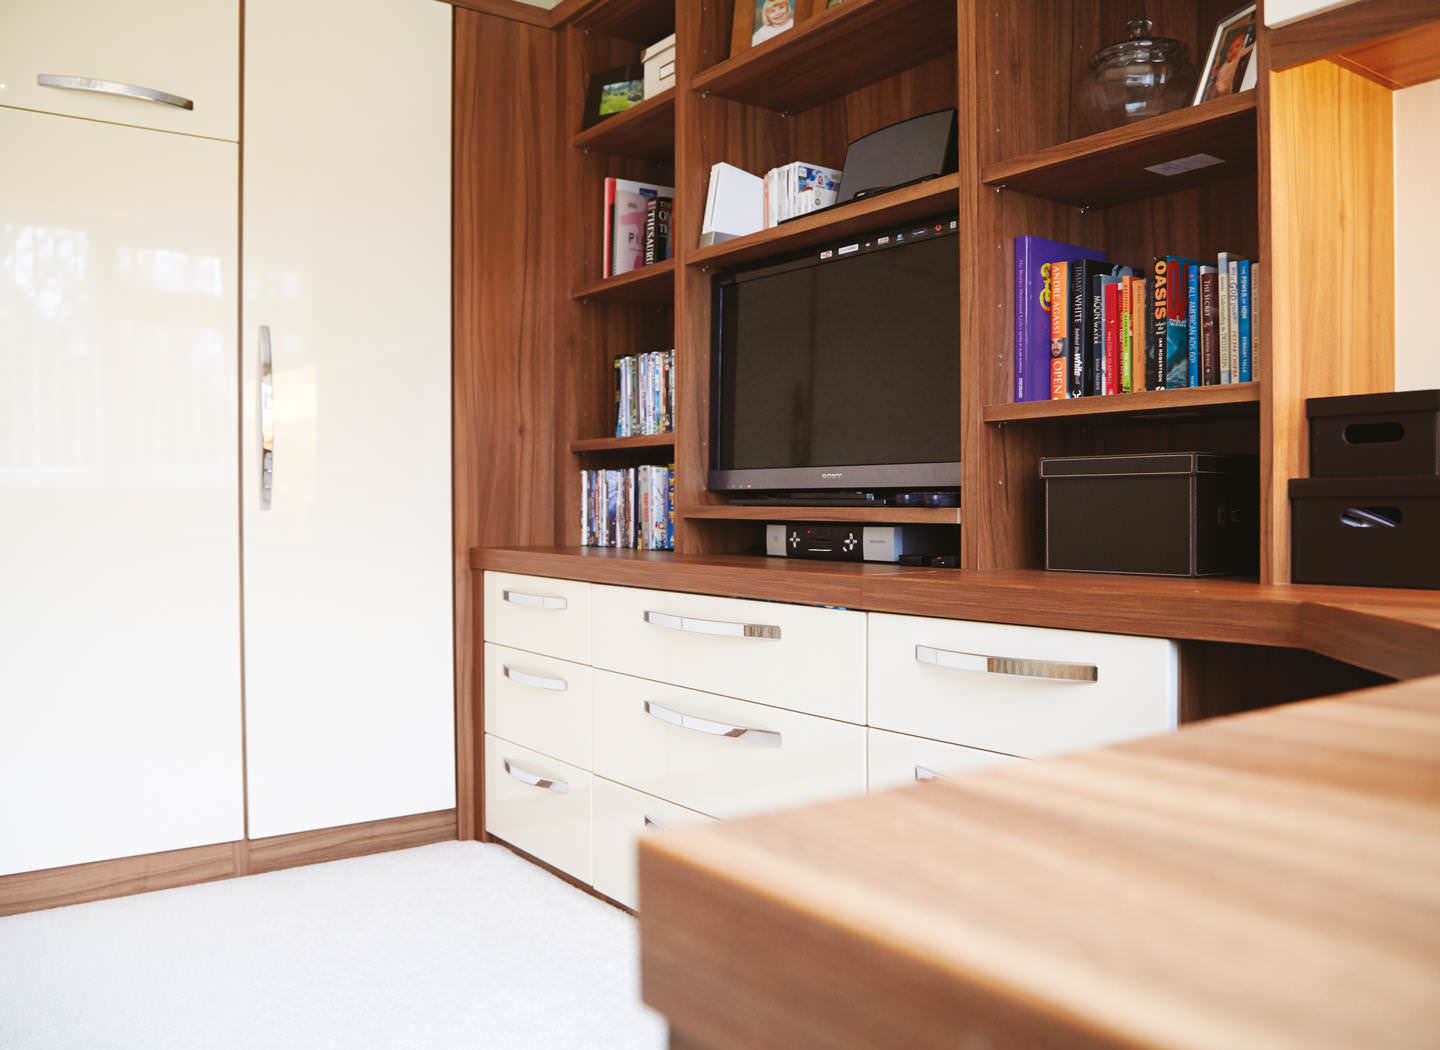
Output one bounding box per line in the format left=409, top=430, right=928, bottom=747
left=731, top=0, right=797, bottom=58
left=582, top=64, right=645, bottom=129
left=1195, top=4, right=1258, bottom=105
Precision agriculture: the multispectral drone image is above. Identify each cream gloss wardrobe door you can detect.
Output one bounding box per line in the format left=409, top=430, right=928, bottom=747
left=0, top=0, right=238, bottom=141
left=0, top=107, right=243, bottom=875
left=240, top=0, right=454, bottom=838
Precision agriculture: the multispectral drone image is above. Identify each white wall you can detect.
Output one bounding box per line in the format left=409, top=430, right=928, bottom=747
left=1394, top=79, right=1440, bottom=391
left=1265, top=0, right=1359, bottom=28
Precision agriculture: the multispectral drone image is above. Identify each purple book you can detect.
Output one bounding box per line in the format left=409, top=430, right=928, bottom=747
left=1014, top=235, right=1106, bottom=402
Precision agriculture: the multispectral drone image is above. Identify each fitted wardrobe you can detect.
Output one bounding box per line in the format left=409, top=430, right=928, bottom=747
left=0, top=0, right=454, bottom=877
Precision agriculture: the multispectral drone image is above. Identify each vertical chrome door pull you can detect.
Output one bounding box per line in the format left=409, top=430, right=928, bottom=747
left=259, top=326, right=274, bottom=509
left=502, top=758, right=569, bottom=794
left=914, top=644, right=1098, bottom=683
left=37, top=73, right=194, bottom=111
left=643, top=700, right=782, bottom=747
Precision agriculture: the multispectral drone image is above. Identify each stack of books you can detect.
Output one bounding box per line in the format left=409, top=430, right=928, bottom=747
left=1014, top=235, right=1259, bottom=402
left=603, top=177, right=673, bottom=278
left=614, top=349, right=674, bottom=438
left=580, top=464, right=675, bottom=550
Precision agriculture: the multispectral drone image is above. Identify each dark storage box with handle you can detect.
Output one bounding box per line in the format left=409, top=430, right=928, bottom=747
left=1289, top=476, right=1440, bottom=589
left=1042, top=453, right=1258, bottom=577
left=1307, top=389, right=1440, bottom=478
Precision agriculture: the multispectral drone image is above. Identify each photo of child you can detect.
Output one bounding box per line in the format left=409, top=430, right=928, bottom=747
left=752, top=0, right=794, bottom=45
left=1197, top=6, right=1257, bottom=104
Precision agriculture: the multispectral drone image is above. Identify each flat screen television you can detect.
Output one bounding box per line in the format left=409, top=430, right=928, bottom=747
left=710, top=216, right=962, bottom=495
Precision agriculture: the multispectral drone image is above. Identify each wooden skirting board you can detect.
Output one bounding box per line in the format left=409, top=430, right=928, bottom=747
left=0, top=810, right=457, bottom=917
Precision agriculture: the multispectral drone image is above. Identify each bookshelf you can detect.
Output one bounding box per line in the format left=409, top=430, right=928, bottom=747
left=571, top=433, right=675, bottom=453
left=982, top=383, right=1261, bottom=424
left=572, top=258, right=675, bottom=304
left=571, top=87, right=675, bottom=159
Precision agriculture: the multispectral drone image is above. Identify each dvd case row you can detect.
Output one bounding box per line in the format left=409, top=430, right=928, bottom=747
left=581, top=464, right=675, bottom=550
left=615, top=349, right=675, bottom=438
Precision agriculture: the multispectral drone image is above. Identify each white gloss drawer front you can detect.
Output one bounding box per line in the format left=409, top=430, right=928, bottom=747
left=483, top=735, right=591, bottom=884
left=484, top=572, right=591, bottom=665
left=866, top=728, right=1023, bottom=794
left=591, top=777, right=715, bottom=911
left=867, top=613, right=1178, bottom=758
left=483, top=644, right=593, bottom=770
left=591, top=671, right=866, bottom=820
left=588, top=585, right=867, bottom=724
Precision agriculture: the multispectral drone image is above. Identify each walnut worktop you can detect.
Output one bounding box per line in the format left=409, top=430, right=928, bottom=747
left=471, top=547, right=1440, bottom=679
left=637, top=675, right=1440, bottom=1050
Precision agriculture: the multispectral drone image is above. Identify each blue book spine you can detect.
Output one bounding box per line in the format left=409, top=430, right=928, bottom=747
left=1163, top=258, right=1194, bottom=388
left=1187, top=264, right=1201, bottom=388
left=1238, top=260, right=1252, bottom=383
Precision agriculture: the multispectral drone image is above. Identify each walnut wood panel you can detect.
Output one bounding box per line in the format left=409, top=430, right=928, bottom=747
left=572, top=88, right=675, bottom=160
left=453, top=10, right=566, bottom=834
left=982, top=92, right=1259, bottom=208
left=679, top=504, right=962, bottom=524
left=442, top=0, right=557, bottom=29
left=572, top=259, right=676, bottom=304
left=0, top=811, right=458, bottom=917
left=1268, top=0, right=1440, bottom=84
left=983, top=382, right=1260, bottom=422
left=469, top=546, right=1440, bottom=676
left=638, top=674, right=1440, bottom=1050
left=571, top=433, right=676, bottom=452
left=569, top=0, right=673, bottom=44
left=1262, top=61, right=1393, bottom=582
left=1178, top=638, right=1390, bottom=723
left=690, top=0, right=957, bottom=113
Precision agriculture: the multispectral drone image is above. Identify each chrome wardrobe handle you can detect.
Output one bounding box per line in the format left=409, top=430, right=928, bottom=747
left=502, top=589, right=567, bottom=611
left=643, top=610, right=781, bottom=640
left=914, top=764, right=940, bottom=782
left=38, top=73, right=193, bottom=110
left=259, top=326, right=274, bottom=510
left=502, top=758, right=569, bottom=794
left=643, top=700, right=781, bottom=748
left=502, top=665, right=567, bottom=692
left=914, top=644, right=1098, bottom=683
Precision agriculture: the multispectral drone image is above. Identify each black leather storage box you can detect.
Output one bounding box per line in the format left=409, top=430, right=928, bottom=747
left=1307, top=389, right=1440, bottom=478
left=1042, top=453, right=1258, bottom=577
left=1290, top=476, right=1440, bottom=589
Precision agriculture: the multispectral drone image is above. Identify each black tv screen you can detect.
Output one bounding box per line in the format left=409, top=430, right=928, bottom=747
left=710, top=218, right=962, bottom=492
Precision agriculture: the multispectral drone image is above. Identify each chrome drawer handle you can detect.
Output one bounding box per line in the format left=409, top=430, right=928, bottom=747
left=502, top=665, right=567, bottom=692
left=643, top=700, right=782, bottom=748
left=914, top=764, right=940, bottom=782
left=502, top=589, right=567, bottom=611
left=643, top=814, right=665, bottom=830
left=643, top=609, right=781, bottom=640
left=914, top=644, right=1098, bottom=683
left=38, top=73, right=194, bottom=110
left=502, top=758, right=569, bottom=793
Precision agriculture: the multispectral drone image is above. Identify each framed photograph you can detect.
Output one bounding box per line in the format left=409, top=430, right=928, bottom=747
left=1195, top=4, right=1258, bottom=105
left=582, top=65, right=644, bottom=129
left=731, top=0, right=795, bottom=57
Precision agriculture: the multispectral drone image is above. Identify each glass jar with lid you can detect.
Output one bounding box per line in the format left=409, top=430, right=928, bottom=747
left=1077, top=18, right=1197, bottom=133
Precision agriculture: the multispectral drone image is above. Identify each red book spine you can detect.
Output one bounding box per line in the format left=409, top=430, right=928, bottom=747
left=603, top=177, right=616, bottom=278
left=1104, top=282, right=1121, bottom=395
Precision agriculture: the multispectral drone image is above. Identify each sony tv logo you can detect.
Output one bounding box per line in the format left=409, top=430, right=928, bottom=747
left=820, top=472, right=844, bottom=479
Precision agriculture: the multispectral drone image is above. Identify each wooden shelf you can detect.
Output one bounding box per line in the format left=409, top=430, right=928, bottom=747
left=690, top=0, right=956, bottom=114
left=569, top=0, right=673, bottom=45
left=572, top=258, right=674, bottom=304
left=981, top=93, right=1259, bottom=209
left=570, top=433, right=674, bottom=453
left=982, top=383, right=1261, bottom=423
left=681, top=504, right=961, bottom=525
left=688, top=175, right=959, bottom=270
left=1269, top=0, right=1440, bottom=88
left=572, top=88, right=674, bottom=160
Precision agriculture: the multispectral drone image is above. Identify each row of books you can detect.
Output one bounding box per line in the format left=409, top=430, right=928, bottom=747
left=580, top=465, right=675, bottom=550
left=602, top=177, right=673, bottom=278
left=1014, top=235, right=1260, bottom=402
left=614, top=349, right=675, bottom=438
left=700, top=160, right=843, bottom=245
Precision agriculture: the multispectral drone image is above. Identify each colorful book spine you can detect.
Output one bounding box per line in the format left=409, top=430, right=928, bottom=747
left=1120, top=276, right=1134, bottom=393
left=1217, top=253, right=1232, bottom=384
left=1013, top=237, right=1105, bottom=403
left=1103, top=279, right=1121, bottom=395
left=1227, top=257, right=1241, bottom=383
left=1186, top=263, right=1201, bottom=388
left=1238, top=260, right=1253, bottom=382
left=1049, top=260, right=1069, bottom=399
left=1249, top=263, right=1260, bottom=380
left=1149, top=257, right=1169, bottom=390
left=1132, top=278, right=1147, bottom=392
left=1200, top=265, right=1219, bottom=385
left=1165, top=258, right=1193, bottom=388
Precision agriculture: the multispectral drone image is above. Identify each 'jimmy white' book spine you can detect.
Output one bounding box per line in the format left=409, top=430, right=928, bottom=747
left=1068, top=262, right=1087, bottom=399
left=1217, top=253, right=1232, bottom=384
left=1238, top=261, right=1253, bottom=382
left=1200, top=266, right=1219, bottom=386
left=1186, top=264, right=1201, bottom=388
left=1049, top=260, right=1068, bottom=399
left=1089, top=278, right=1103, bottom=397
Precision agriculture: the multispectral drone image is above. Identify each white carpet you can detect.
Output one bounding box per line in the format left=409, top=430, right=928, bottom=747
left=0, top=842, right=667, bottom=1050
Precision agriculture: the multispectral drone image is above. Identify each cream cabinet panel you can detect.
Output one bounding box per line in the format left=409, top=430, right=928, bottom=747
left=0, top=108, right=242, bottom=875
left=484, top=643, right=594, bottom=770
left=0, top=0, right=238, bottom=140
left=485, top=735, right=592, bottom=884
left=868, top=613, right=1177, bottom=758
left=866, top=729, right=1022, bottom=794
left=241, top=0, right=454, bottom=838
left=484, top=572, right=592, bottom=665
left=591, top=778, right=714, bottom=911
left=589, top=584, right=867, bottom=724
left=591, top=671, right=867, bottom=819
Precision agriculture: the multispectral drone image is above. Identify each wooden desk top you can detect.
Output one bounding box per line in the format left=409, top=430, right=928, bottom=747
left=472, top=547, right=1440, bottom=678
left=637, top=675, right=1440, bottom=1050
